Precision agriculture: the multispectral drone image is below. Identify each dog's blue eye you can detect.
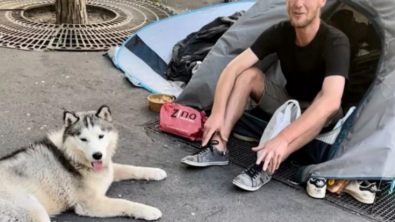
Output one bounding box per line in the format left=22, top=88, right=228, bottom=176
left=99, top=135, right=104, bottom=139
left=80, top=138, right=87, bottom=142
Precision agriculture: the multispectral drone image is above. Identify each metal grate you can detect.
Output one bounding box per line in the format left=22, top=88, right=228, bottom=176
left=144, top=119, right=301, bottom=187
left=0, top=0, right=174, bottom=51
left=144, top=119, right=395, bottom=222
left=325, top=183, right=395, bottom=222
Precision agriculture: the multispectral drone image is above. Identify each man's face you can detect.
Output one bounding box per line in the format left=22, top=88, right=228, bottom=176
left=287, top=0, right=325, bottom=28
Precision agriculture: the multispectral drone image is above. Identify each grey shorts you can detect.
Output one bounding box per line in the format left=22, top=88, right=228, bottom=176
left=249, top=73, right=343, bottom=128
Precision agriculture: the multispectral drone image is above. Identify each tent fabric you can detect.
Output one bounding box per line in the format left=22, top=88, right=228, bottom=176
left=111, top=0, right=395, bottom=184
left=299, top=0, right=395, bottom=182
left=174, top=0, right=395, bottom=183
left=165, top=11, right=245, bottom=84
left=175, top=0, right=340, bottom=110
left=112, top=1, right=256, bottom=97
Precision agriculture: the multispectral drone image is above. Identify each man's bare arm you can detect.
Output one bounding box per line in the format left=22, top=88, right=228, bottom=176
left=279, top=75, right=345, bottom=151
left=255, top=75, right=346, bottom=172
left=210, top=48, right=260, bottom=117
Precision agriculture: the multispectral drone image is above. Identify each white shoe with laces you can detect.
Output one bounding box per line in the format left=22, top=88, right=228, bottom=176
left=306, top=178, right=327, bottom=199
left=343, top=181, right=378, bottom=204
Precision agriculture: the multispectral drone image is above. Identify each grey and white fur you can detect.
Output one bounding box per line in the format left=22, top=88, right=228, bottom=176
left=0, top=105, right=166, bottom=222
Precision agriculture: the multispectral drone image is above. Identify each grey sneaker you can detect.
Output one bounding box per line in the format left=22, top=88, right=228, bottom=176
left=232, top=163, right=272, bottom=191
left=181, top=141, right=229, bottom=167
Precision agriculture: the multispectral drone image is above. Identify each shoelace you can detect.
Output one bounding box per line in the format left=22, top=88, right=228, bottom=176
left=245, top=164, right=262, bottom=179
left=193, top=140, right=220, bottom=155
left=361, top=180, right=380, bottom=193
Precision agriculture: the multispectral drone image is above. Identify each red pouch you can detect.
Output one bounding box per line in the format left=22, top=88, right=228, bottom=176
left=159, top=102, right=207, bottom=141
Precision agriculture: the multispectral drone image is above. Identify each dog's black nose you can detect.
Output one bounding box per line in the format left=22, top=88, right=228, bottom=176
left=92, top=152, right=102, bottom=160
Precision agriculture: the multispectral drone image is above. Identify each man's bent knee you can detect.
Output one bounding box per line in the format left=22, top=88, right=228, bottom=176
left=237, top=67, right=264, bottom=84
left=236, top=67, right=265, bottom=101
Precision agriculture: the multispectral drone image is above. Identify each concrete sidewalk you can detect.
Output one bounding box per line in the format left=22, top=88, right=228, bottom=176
left=0, top=48, right=371, bottom=222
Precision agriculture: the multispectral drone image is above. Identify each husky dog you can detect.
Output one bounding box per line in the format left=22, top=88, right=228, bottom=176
left=0, top=105, right=167, bottom=221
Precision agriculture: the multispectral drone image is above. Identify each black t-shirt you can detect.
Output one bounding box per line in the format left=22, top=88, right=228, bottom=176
left=250, top=20, right=351, bottom=102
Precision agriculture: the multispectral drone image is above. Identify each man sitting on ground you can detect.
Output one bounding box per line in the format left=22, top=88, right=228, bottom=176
left=181, top=0, right=350, bottom=192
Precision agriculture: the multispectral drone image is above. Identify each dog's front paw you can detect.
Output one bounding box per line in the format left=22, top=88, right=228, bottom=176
left=148, top=168, right=167, bottom=181
left=133, top=205, right=162, bottom=221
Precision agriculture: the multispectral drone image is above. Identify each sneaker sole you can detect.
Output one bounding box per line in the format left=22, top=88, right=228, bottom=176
left=306, top=184, right=326, bottom=199
left=232, top=179, right=266, bottom=192
left=181, top=159, right=229, bottom=167
left=343, top=190, right=375, bottom=204
left=232, top=133, right=259, bottom=142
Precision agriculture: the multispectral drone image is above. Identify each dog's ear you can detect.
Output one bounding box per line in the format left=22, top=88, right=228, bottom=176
left=63, top=111, right=79, bottom=127
left=96, top=105, right=112, bottom=122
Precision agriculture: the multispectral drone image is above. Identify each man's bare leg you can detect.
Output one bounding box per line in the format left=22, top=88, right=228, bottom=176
left=181, top=67, right=265, bottom=167
left=210, top=67, right=265, bottom=151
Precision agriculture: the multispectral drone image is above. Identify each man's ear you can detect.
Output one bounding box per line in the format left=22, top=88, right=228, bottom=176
left=63, top=111, right=79, bottom=127
left=96, top=105, right=112, bottom=122
left=320, top=0, right=327, bottom=8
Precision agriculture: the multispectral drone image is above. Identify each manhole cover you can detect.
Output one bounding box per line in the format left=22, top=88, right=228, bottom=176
left=0, top=0, right=174, bottom=51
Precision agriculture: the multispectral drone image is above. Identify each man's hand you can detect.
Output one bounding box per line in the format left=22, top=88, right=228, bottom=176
left=252, top=75, right=345, bottom=174
left=201, top=114, right=227, bottom=147
left=252, top=133, right=289, bottom=174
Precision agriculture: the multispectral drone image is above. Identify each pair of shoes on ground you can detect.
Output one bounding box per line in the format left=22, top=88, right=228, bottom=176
left=180, top=141, right=271, bottom=191
left=181, top=140, right=378, bottom=203
left=306, top=178, right=378, bottom=204
left=195, top=133, right=379, bottom=204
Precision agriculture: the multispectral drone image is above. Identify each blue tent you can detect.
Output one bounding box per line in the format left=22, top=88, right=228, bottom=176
left=109, top=1, right=256, bottom=97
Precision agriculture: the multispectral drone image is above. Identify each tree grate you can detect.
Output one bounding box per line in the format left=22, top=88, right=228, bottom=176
left=144, top=119, right=395, bottom=222
left=0, top=0, right=174, bottom=51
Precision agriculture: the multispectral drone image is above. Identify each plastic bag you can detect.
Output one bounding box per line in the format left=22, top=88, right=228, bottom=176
left=258, top=100, right=301, bottom=146
left=159, top=102, right=207, bottom=141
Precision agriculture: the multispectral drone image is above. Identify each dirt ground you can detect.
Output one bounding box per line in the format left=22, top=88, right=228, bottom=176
left=24, top=5, right=116, bottom=24
left=23, top=0, right=228, bottom=24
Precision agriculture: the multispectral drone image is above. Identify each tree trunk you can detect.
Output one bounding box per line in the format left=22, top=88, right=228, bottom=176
left=55, top=0, right=88, bottom=24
